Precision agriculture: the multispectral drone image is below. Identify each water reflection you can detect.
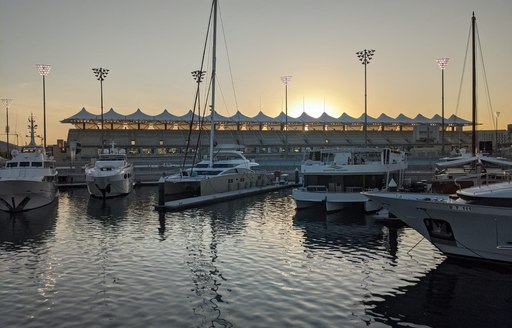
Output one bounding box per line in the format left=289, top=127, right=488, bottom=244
left=0, top=202, right=58, bottom=250
left=157, top=193, right=276, bottom=328
left=293, top=207, right=383, bottom=248
left=366, top=258, right=512, bottom=327
left=87, top=192, right=135, bottom=221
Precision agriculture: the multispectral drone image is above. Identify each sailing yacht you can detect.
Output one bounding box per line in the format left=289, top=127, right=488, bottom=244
left=431, top=149, right=512, bottom=194
left=157, top=0, right=274, bottom=210
left=363, top=14, right=512, bottom=263
left=0, top=115, right=58, bottom=212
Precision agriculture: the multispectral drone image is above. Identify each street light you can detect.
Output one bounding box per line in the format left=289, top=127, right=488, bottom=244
left=281, top=75, right=292, bottom=154
left=495, top=111, right=500, bottom=153
left=436, top=57, right=449, bottom=155
left=1, top=99, right=13, bottom=157
left=356, top=49, right=375, bottom=147
left=92, top=67, right=109, bottom=148
left=36, top=64, right=51, bottom=148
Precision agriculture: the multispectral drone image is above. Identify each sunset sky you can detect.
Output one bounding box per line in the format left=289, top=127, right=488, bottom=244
left=1, top=0, right=511, bottom=145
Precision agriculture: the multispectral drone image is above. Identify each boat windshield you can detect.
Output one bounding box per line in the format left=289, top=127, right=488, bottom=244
left=98, top=155, right=126, bottom=161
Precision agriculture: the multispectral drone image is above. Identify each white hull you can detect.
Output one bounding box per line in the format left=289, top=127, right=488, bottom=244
left=0, top=180, right=58, bottom=212
left=86, top=173, right=134, bottom=198
left=292, top=188, right=381, bottom=213
left=364, top=192, right=512, bottom=263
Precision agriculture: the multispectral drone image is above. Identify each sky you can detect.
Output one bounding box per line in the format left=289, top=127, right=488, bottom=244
left=1, top=0, right=511, bottom=145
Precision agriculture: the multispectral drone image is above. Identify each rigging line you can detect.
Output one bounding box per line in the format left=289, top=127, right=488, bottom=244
left=218, top=3, right=240, bottom=116
left=453, top=22, right=472, bottom=125
left=476, top=24, right=496, bottom=129
left=407, top=236, right=426, bottom=255
left=182, top=1, right=214, bottom=170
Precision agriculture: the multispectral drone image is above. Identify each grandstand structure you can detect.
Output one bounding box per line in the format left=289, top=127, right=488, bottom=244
left=61, top=107, right=477, bottom=160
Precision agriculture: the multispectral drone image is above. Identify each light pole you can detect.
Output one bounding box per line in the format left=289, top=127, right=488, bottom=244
left=36, top=64, right=51, bottom=148
left=280, top=75, right=292, bottom=154
left=436, top=58, right=449, bottom=155
left=356, top=49, right=375, bottom=147
left=495, top=111, right=500, bottom=153
left=92, top=67, right=109, bottom=148
left=1, top=99, right=13, bottom=157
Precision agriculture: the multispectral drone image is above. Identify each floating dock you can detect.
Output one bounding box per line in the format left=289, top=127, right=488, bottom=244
left=155, top=183, right=297, bottom=212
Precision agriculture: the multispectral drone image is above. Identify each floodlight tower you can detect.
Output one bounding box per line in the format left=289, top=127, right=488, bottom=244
left=36, top=64, right=51, bottom=148
left=436, top=58, right=449, bottom=155
left=281, top=75, right=292, bottom=154
left=356, top=49, right=375, bottom=147
left=92, top=67, right=109, bottom=148
left=1, top=99, right=13, bottom=156
left=495, top=111, right=500, bottom=153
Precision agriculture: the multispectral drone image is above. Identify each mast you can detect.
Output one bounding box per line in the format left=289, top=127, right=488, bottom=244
left=209, top=0, right=217, bottom=167
left=471, top=12, right=477, bottom=156
left=28, top=114, right=37, bottom=146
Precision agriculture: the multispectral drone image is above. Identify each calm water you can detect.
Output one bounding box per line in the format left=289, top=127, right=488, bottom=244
left=1, top=187, right=511, bottom=328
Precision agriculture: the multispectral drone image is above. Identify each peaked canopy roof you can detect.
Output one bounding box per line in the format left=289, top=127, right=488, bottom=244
left=61, top=107, right=473, bottom=126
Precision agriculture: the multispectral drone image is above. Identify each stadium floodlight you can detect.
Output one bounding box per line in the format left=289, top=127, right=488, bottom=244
left=1, top=99, right=13, bottom=156
left=191, top=70, right=206, bottom=83
left=36, top=64, right=51, bottom=148
left=92, top=68, right=109, bottom=147
left=356, top=49, right=375, bottom=147
left=436, top=58, right=449, bottom=155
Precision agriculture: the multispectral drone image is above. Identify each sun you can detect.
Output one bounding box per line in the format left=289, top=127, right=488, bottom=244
left=290, top=99, right=332, bottom=118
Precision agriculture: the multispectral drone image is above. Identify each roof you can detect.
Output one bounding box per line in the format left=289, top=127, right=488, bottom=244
left=62, top=108, right=473, bottom=126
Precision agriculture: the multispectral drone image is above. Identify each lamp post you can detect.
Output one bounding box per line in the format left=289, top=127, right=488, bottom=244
left=36, top=64, right=51, bottom=148
left=436, top=58, right=449, bottom=156
left=191, top=69, right=205, bottom=153
left=495, top=111, right=500, bottom=153
left=280, top=75, right=292, bottom=154
left=1, top=99, right=13, bottom=157
left=92, top=67, right=109, bottom=148
left=356, top=49, right=375, bottom=147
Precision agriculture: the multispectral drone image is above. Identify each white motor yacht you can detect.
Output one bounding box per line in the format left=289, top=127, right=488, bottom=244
left=0, top=116, right=58, bottom=212
left=364, top=180, right=512, bottom=263
left=292, top=147, right=407, bottom=213
left=85, top=145, right=134, bottom=198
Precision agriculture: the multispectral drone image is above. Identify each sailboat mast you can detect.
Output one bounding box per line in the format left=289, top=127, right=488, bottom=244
left=209, top=0, right=218, bottom=167
left=471, top=12, right=477, bottom=155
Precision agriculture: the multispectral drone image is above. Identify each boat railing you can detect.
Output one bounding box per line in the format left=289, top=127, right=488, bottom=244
left=454, top=170, right=512, bottom=190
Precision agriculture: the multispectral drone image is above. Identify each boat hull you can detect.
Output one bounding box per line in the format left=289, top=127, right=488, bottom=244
left=0, top=180, right=58, bottom=212
left=158, top=171, right=273, bottom=209
left=364, top=192, right=512, bottom=263
left=292, top=188, right=380, bottom=213
left=86, top=172, right=134, bottom=198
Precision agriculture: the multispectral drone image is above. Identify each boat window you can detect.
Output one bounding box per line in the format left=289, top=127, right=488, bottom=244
left=31, top=162, right=43, bottom=167
left=20, top=162, right=30, bottom=167
left=196, top=170, right=221, bottom=176
left=7, top=162, right=18, bottom=168
left=306, top=186, right=327, bottom=192
left=212, top=163, right=237, bottom=168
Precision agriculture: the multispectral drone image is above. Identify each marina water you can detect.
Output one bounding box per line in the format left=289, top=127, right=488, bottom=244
left=1, top=187, right=511, bottom=327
